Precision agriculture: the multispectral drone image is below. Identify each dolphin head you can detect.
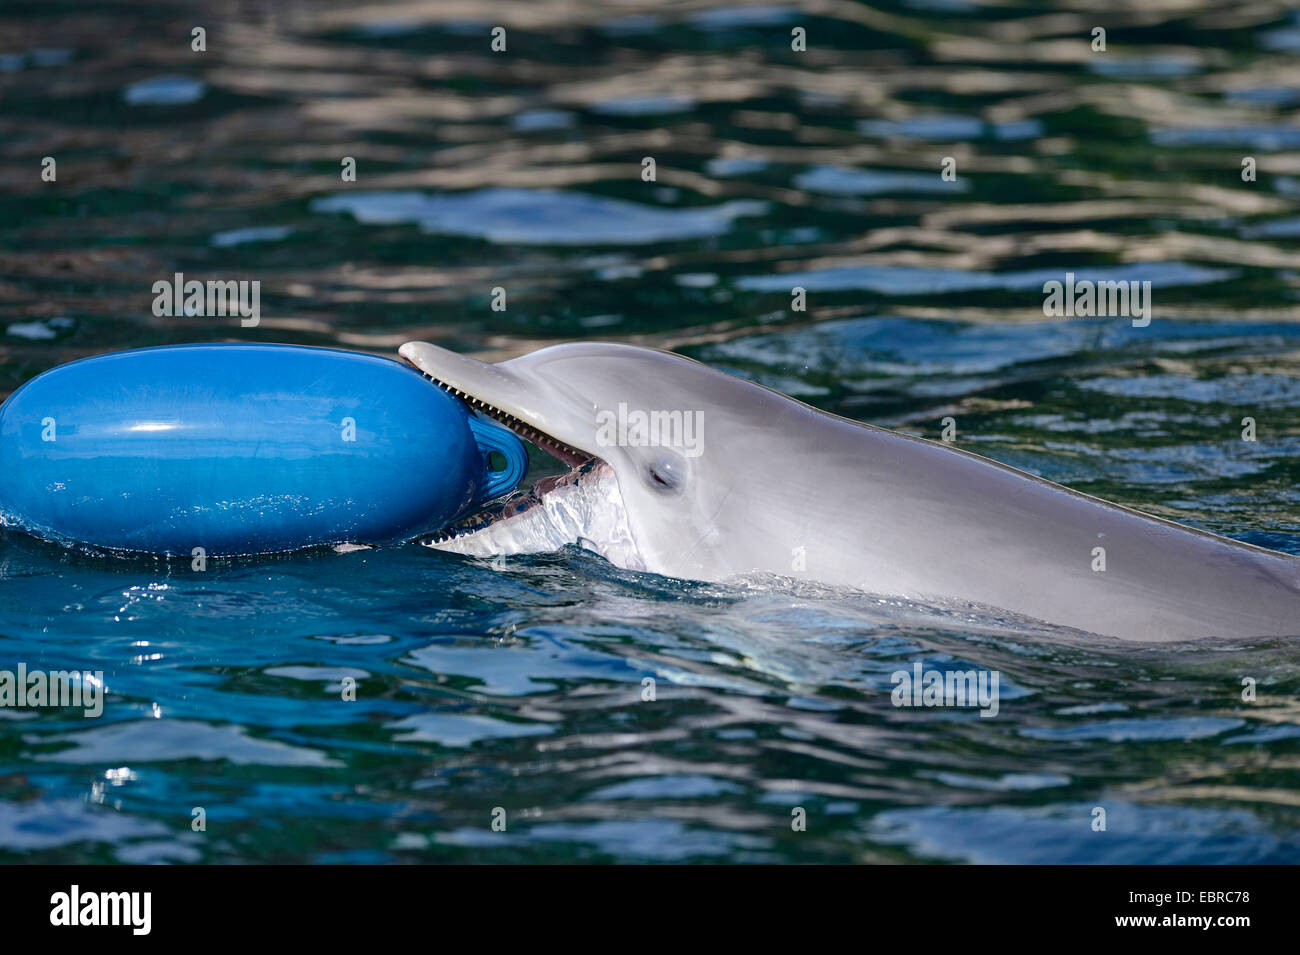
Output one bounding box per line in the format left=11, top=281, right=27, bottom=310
left=399, top=340, right=800, bottom=579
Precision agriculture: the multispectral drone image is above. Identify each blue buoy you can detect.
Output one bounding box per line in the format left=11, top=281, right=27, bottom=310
left=0, top=343, right=527, bottom=555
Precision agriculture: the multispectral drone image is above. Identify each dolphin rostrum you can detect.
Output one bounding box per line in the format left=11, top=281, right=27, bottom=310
left=399, top=340, right=1300, bottom=642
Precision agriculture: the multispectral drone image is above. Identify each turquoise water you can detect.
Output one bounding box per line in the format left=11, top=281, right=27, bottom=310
left=2, top=0, right=1300, bottom=863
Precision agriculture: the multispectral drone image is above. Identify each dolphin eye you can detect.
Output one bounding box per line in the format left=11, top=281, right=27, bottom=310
left=645, top=454, right=686, bottom=494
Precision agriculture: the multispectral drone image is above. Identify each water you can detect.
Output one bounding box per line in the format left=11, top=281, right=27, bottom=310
left=2, top=0, right=1300, bottom=863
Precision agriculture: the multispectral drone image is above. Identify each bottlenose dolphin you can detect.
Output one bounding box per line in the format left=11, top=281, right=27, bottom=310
left=399, top=341, right=1300, bottom=642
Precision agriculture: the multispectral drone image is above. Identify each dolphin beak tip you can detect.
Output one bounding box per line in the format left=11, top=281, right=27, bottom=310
left=398, top=341, right=446, bottom=373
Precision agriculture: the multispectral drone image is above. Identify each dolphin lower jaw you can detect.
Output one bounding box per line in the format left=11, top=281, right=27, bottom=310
left=425, top=460, right=645, bottom=570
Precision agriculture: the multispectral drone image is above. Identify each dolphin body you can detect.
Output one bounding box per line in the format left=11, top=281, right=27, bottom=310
left=399, top=341, right=1300, bottom=642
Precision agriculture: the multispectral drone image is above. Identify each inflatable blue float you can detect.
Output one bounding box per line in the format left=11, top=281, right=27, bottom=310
left=0, top=343, right=527, bottom=555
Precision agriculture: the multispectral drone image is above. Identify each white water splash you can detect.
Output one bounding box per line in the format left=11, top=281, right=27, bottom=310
left=425, top=462, right=645, bottom=571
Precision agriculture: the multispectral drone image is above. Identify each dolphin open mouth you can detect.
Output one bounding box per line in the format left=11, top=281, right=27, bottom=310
left=398, top=344, right=643, bottom=567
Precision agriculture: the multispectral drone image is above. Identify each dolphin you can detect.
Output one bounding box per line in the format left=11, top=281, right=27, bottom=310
left=399, top=340, right=1300, bottom=642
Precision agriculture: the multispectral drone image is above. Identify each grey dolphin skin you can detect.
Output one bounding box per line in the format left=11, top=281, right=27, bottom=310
left=400, top=341, right=1300, bottom=642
